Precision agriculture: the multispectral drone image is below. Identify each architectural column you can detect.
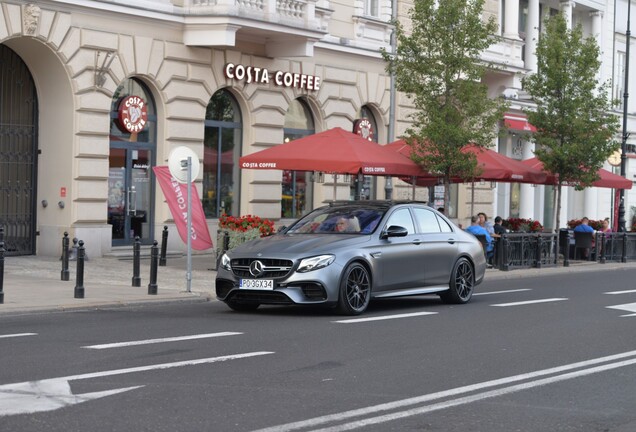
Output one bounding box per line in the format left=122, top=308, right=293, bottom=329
left=519, top=139, right=535, bottom=219
left=525, top=0, right=540, bottom=72
left=504, top=0, right=521, bottom=40
left=583, top=10, right=603, bottom=219
left=560, top=1, right=575, bottom=29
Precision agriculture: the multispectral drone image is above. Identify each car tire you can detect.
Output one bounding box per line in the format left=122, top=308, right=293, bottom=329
left=337, top=262, right=371, bottom=315
left=226, top=301, right=260, bottom=312
left=440, top=257, right=474, bottom=304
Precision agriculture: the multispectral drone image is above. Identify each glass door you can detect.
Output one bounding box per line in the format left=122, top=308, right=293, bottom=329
left=108, top=148, right=153, bottom=246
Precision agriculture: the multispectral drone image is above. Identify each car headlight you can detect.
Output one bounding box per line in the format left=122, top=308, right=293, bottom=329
left=220, top=253, right=232, bottom=271
left=297, top=255, right=335, bottom=273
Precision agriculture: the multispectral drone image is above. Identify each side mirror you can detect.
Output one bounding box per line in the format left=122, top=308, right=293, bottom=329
left=278, top=225, right=288, bottom=234
left=380, top=225, right=408, bottom=239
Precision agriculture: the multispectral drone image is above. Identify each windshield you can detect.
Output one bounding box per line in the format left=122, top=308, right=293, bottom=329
left=287, top=205, right=386, bottom=234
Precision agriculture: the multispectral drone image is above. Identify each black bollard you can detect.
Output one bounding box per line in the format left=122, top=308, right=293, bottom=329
left=61, top=232, right=70, bottom=281
left=159, top=226, right=168, bottom=266
left=74, top=240, right=85, bottom=299
left=0, top=241, right=5, bottom=304
left=0, top=226, right=4, bottom=243
left=132, top=236, right=141, bottom=287
left=622, top=232, right=628, bottom=263
left=148, top=240, right=158, bottom=295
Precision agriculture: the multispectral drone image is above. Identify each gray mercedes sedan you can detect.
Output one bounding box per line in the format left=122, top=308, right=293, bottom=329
left=215, top=201, right=486, bottom=315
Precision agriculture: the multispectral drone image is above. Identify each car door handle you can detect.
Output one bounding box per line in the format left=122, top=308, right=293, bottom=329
left=412, top=239, right=421, bottom=245
left=447, top=238, right=456, bottom=244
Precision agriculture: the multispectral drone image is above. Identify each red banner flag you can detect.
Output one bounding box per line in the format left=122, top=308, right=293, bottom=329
left=153, top=166, right=213, bottom=250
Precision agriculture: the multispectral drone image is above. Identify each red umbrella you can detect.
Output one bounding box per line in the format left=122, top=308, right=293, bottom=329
left=387, top=140, right=547, bottom=185
left=239, top=127, right=422, bottom=177
left=521, top=157, right=632, bottom=189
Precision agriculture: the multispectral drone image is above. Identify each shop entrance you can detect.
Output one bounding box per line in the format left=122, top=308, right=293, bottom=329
left=108, top=147, right=153, bottom=245
left=108, top=78, right=157, bottom=247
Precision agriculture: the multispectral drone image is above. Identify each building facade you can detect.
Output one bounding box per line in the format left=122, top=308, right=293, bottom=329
left=0, top=0, right=633, bottom=257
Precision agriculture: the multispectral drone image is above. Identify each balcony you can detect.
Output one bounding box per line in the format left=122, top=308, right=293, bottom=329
left=481, top=36, right=525, bottom=71
left=182, top=0, right=328, bottom=57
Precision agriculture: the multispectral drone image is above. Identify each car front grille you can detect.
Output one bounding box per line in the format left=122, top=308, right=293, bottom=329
left=229, top=290, right=293, bottom=305
left=231, top=258, right=294, bottom=279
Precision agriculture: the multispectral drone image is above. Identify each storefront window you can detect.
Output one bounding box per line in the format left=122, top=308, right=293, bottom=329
left=203, top=90, right=242, bottom=218
left=283, top=99, right=315, bottom=218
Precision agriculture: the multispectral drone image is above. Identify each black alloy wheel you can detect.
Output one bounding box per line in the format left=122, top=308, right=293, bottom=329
left=440, top=257, right=474, bottom=304
left=337, top=262, right=371, bottom=315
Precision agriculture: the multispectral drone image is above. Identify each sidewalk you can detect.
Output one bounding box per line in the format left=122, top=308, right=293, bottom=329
left=1, top=253, right=218, bottom=315
left=1, top=253, right=634, bottom=315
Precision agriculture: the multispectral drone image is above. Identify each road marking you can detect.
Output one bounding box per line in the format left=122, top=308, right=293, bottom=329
left=251, top=349, right=636, bottom=432
left=605, top=289, right=636, bottom=295
left=491, top=298, right=568, bottom=307
left=0, top=333, right=37, bottom=339
left=82, top=332, right=242, bottom=349
left=474, top=289, right=531, bottom=296
left=606, top=302, right=636, bottom=317
left=310, top=357, right=636, bottom=432
left=333, top=312, right=437, bottom=324
left=0, top=351, right=274, bottom=417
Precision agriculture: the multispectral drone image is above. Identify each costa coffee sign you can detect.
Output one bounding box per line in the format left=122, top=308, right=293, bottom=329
left=117, top=96, right=148, bottom=134
left=224, top=63, right=321, bottom=91
left=353, top=118, right=374, bottom=141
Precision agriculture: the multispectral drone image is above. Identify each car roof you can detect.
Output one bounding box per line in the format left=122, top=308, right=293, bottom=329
left=326, top=200, right=429, bottom=210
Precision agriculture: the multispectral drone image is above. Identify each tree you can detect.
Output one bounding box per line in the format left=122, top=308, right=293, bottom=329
left=381, top=0, right=507, bottom=212
left=522, top=13, right=620, bottom=233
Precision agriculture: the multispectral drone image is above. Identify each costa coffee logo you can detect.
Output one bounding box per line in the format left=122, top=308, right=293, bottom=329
left=353, top=118, right=374, bottom=142
left=117, top=96, right=148, bottom=134
left=224, top=63, right=321, bottom=91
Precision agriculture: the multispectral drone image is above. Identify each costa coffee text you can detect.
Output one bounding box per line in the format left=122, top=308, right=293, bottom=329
left=224, top=63, right=321, bottom=91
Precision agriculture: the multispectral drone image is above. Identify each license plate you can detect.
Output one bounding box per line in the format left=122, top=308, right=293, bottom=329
left=240, top=279, right=274, bottom=290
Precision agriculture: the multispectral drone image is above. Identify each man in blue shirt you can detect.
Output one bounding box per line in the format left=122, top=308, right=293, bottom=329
left=465, top=215, right=494, bottom=261
left=573, top=217, right=595, bottom=233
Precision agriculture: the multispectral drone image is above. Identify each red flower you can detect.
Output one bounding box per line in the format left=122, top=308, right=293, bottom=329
left=218, top=212, right=276, bottom=237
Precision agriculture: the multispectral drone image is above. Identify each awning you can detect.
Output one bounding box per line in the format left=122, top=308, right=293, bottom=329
left=504, top=113, right=537, bottom=133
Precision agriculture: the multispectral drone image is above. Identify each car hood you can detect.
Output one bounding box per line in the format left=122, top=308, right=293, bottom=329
left=228, top=233, right=371, bottom=258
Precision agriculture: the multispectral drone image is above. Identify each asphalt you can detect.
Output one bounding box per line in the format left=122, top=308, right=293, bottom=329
left=1, top=253, right=635, bottom=315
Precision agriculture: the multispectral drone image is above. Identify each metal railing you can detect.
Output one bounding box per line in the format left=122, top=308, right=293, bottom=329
left=596, top=232, right=636, bottom=263
left=493, top=232, right=558, bottom=271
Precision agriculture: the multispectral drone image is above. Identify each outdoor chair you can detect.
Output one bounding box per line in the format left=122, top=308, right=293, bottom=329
left=573, top=231, right=594, bottom=261
left=473, top=234, right=493, bottom=264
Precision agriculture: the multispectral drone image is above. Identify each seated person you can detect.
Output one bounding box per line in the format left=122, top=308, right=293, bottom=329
left=573, top=216, right=595, bottom=259
left=573, top=217, right=595, bottom=233
left=465, top=215, right=494, bottom=260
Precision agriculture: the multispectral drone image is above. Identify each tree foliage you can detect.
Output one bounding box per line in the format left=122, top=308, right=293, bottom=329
left=382, top=0, right=507, bottom=208
left=522, top=13, right=620, bottom=230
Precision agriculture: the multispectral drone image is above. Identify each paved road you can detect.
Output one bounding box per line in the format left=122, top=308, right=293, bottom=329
left=1, top=268, right=636, bottom=431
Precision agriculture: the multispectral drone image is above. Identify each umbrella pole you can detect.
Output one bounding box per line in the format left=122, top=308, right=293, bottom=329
left=412, top=176, right=416, bottom=200
left=471, top=181, right=475, bottom=216
left=333, top=173, right=337, bottom=202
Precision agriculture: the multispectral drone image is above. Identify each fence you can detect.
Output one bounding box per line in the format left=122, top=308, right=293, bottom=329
left=493, top=232, right=558, bottom=271
left=492, top=231, right=636, bottom=271
left=595, top=232, right=636, bottom=263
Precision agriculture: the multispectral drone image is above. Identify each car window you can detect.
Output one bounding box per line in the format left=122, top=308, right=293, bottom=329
left=436, top=214, right=453, bottom=233
left=385, top=208, right=415, bottom=234
left=287, top=206, right=386, bottom=234
left=413, top=208, right=441, bottom=233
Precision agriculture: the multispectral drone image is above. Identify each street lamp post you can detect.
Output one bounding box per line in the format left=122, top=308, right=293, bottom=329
left=619, top=0, right=631, bottom=232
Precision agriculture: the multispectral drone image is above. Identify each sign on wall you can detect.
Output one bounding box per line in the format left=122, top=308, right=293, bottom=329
left=223, top=63, right=321, bottom=91
left=117, top=96, right=148, bottom=134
